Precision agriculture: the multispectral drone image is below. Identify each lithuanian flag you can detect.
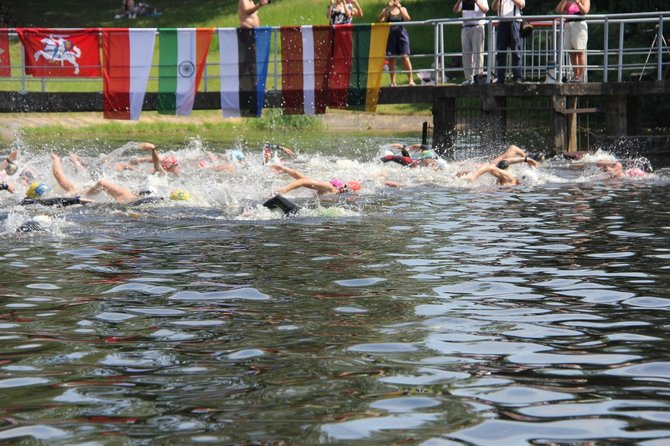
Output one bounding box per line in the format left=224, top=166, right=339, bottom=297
left=157, top=28, right=214, bottom=115
left=329, top=23, right=389, bottom=113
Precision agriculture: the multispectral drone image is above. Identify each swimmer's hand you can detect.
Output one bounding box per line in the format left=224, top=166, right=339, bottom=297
left=527, top=158, right=540, bottom=169
left=280, top=146, right=295, bottom=157
left=137, top=142, right=156, bottom=151
left=5, top=183, right=16, bottom=193
left=79, top=198, right=95, bottom=204
left=269, top=164, right=288, bottom=173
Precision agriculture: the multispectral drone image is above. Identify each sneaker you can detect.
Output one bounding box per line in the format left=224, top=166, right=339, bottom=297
left=568, top=77, right=583, bottom=83
left=514, top=78, right=523, bottom=84
left=462, top=79, right=474, bottom=86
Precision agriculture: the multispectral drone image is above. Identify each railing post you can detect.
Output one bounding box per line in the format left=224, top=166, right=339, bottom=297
left=20, top=40, right=27, bottom=94
left=273, top=28, right=279, bottom=91
left=433, top=22, right=440, bottom=84
left=557, top=17, right=564, bottom=84
left=658, top=17, right=664, bottom=81
left=618, top=21, right=624, bottom=82
left=603, top=17, right=610, bottom=83
left=203, top=62, right=208, bottom=93
left=487, top=19, right=494, bottom=83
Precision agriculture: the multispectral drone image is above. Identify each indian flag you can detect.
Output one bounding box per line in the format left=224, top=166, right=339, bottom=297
left=329, top=23, right=389, bottom=112
left=102, top=28, right=156, bottom=120
left=158, top=28, right=213, bottom=115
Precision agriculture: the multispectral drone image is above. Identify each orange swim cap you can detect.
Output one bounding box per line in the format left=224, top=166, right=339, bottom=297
left=346, top=181, right=361, bottom=192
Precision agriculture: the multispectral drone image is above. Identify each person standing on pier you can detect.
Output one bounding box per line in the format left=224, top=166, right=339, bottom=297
left=239, top=0, right=269, bottom=28
left=378, top=0, right=416, bottom=86
left=454, top=0, right=490, bottom=85
left=491, top=0, right=524, bottom=84
left=556, top=0, right=590, bottom=82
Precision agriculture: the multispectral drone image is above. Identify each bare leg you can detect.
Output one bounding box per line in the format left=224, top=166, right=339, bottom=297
left=389, top=59, right=397, bottom=86
left=85, top=179, right=137, bottom=204
left=50, top=153, right=79, bottom=194
left=574, top=51, right=586, bottom=80
left=402, top=54, right=415, bottom=86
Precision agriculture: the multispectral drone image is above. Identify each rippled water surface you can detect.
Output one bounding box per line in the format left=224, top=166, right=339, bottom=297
left=2, top=140, right=670, bottom=445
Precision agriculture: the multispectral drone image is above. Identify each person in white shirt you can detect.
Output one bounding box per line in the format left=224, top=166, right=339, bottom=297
left=454, top=0, right=490, bottom=85
left=491, top=0, right=524, bottom=83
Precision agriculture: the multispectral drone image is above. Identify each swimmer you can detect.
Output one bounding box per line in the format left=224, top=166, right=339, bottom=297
left=1, top=150, right=18, bottom=176
left=270, top=164, right=362, bottom=196
left=381, top=143, right=448, bottom=169
left=19, top=181, right=94, bottom=207
left=198, top=151, right=237, bottom=172
left=115, top=142, right=181, bottom=175
left=596, top=160, right=649, bottom=179
left=456, top=144, right=541, bottom=177
left=263, top=143, right=295, bottom=164
left=50, top=153, right=184, bottom=205
left=467, top=163, right=539, bottom=186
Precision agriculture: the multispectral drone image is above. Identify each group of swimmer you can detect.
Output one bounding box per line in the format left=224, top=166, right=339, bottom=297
left=0, top=139, right=655, bottom=222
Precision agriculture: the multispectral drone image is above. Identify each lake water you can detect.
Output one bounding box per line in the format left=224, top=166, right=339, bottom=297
left=2, top=136, right=670, bottom=445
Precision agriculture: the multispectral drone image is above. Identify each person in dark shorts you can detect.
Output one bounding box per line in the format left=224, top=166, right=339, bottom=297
left=378, top=0, right=415, bottom=86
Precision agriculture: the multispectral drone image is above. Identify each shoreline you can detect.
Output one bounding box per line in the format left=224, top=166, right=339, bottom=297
left=0, top=111, right=431, bottom=143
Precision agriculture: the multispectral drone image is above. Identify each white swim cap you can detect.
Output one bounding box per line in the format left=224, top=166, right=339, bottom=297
left=520, top=170, right=539, bottom=183
left=435, top=159, right=448, bottom=169
left=139, top=185, right=158, bottom=196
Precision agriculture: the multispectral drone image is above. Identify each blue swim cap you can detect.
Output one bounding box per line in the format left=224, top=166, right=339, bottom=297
left=26, top=182, right=51, bottom=198
left=229, top=149, right=245, bottom=161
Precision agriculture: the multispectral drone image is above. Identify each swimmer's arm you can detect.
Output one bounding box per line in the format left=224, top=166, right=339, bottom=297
left=0, top=182, right=15, bottom=193
left=32, top=197, right=94, bottom=207
left=504, top=156, right=540, bottom=168
left=279, top=146, right=295, bottom=157
left=269, top=164, right=305, bottom=180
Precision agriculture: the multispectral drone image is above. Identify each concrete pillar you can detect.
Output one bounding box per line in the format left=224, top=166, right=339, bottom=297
left=552, top=95, right=568, bottom=152
left=432, top=96, right=456, bottom=158
left=605, top=95, right=627, bottom=137
left=566, top=96, right=578, bottom=152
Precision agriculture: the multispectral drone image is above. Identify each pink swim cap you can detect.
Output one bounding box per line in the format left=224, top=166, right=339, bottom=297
left=330, top=178, right=345, bottom=188
left=161, top=156, right=179, bottom=171
left=626, top=168, right=646, bottom=178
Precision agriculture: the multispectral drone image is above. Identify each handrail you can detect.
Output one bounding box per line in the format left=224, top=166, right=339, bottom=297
left=0, top=11, right=668, bottom=94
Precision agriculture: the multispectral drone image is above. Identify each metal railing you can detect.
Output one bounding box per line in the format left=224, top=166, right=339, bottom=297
left=0, top=11, right=668, bottom=94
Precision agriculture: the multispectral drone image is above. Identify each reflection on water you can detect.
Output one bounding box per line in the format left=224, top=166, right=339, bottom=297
left=1, top=138, right=670, bottom=444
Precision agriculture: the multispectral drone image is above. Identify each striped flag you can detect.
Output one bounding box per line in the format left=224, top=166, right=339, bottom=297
left=280, top=26, right=333, bottom=115
left=329, top=23, right=389, bottom=112
left=157, top=28, right=213, bottom=115
left=102, top=28, right=156, bottom=120
left=218, top=27, right=272, bottom=118
left=0, top=29, right=10, bottom=77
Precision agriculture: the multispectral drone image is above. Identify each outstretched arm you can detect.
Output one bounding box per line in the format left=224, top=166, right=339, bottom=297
left=270, top=164, right=306, bottom=180
left=138, top=142, right=164, bottom=174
